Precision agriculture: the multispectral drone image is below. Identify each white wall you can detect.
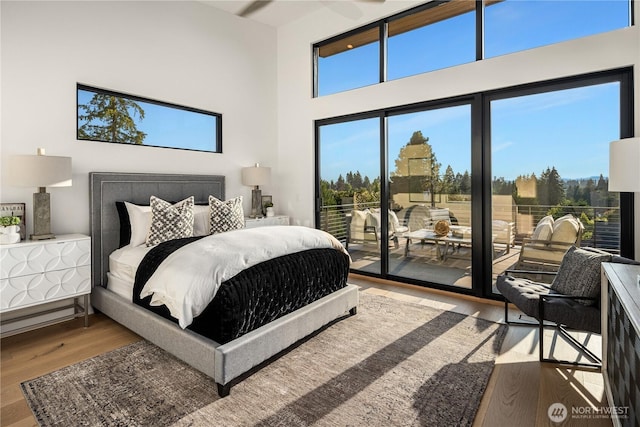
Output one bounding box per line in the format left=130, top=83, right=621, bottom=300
left=276, top=1, right=640, bottom=259
left=1, top=1, right=278, bottom=236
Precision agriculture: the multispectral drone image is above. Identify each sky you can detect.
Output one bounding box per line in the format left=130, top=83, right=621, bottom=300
left=318, top=0, right=629, bottom=183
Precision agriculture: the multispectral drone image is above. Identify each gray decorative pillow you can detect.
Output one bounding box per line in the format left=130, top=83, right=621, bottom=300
left=551, top=246, right=611, bottom=305
left=145, top=196, right=194, bottom=246
left=209, top=195, right=244, bottom=234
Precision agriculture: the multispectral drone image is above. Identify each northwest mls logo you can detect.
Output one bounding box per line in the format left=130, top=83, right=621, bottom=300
left=548, top=403, right=568, bottom=423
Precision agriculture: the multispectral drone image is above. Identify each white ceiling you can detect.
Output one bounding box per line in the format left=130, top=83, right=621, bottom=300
left=199, top=0, right=388, bottom=27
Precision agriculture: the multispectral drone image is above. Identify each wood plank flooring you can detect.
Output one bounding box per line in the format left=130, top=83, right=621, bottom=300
left=1, top=275, right=612, bottom=426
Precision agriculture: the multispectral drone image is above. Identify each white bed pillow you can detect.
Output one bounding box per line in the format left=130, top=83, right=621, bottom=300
left=124, top=202, right=152, bottom=247
left=209, top=195, right=244, bottom=234
left=193, top=205, right=211, bottom=237
left=146, top=196, right=195, bottom=246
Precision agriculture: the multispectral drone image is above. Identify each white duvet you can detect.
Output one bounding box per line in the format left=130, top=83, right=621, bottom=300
left=139, top=225, right=348, bottom=328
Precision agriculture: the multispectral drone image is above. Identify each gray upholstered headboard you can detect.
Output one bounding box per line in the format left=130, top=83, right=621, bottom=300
left=89, top=172, right=225, bottom=287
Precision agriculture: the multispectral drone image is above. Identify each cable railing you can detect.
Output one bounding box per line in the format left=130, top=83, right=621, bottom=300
left=319, top=202, right=621, bottom=253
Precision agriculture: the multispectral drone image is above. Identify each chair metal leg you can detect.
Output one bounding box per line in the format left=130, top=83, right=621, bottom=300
left=503, top=299, right=601, bottom=369
left=538, top=296, right=601, bottom=369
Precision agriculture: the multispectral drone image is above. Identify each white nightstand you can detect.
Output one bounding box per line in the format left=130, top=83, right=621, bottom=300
left=0, top=234, right=91, bottom=336
left=245, top=215, right=290, bottom=228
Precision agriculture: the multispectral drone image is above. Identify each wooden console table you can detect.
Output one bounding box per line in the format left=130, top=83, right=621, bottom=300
left=601, top=261, right=640, bottom=427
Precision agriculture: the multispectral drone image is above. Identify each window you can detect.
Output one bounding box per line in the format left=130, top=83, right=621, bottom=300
left=489, top=80, right=623, bottom=296
left=313, top=0, right=631, bottom=97
left=485, top=0, right=631, bottom=58
left=315, top=27, right=380, bottom=97
left=388, top=1, right=475, bottom=80
left=317, top=116, right=382, bottom=274
left=77, top=84, right=222, bottom=153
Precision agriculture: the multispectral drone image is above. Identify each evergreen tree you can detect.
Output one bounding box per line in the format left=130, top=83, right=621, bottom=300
left=391, top=131, right=441, bottom=207
left=459, top=171, right=471, bottom=194
left=78, top=94, right=147, bottom=144
left=442, top=165, right=456, bottom=194
left=352, top=171, right=364, bottom=189
left=537, top=167, right=564, bottom=206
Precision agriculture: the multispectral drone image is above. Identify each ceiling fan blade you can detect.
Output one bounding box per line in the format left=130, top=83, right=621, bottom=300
left=238, top=0, right=273, bottom=17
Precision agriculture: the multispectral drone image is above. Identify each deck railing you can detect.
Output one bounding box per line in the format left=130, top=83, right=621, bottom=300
left=320, top=202, right=621, bottom=253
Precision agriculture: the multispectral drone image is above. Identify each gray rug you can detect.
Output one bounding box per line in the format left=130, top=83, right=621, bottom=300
left=22, top=293, right=506, bottom=427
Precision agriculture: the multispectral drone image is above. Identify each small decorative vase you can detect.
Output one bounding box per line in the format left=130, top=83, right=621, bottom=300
left=0, top=225, right=20, bottom=244
left=266, top=207, right=275, bottom=217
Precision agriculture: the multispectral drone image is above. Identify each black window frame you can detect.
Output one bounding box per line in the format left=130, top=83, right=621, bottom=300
left=77, top=83, right=223, bottom=154
left=312, top=0, right=633, bottom=98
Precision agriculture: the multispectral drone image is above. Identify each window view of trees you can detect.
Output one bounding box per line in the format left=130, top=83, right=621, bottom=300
left=78, top=92, right=147, bottom=144
left=321, top=130, right=472, bottom=208
left=77, top=84, right=222, bottom=153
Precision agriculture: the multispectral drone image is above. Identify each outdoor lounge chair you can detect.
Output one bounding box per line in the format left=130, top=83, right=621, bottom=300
left=516, top=214, right=584, bottom=271
left=492, top=220, right=515, bottom=254
left=346, top=208, right=408, bottom=249
left=497, top=246, right=639, bottom=368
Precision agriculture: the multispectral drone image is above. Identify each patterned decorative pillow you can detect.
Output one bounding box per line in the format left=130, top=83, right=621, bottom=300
left=551, top=246, right=611, bottom=305
left=145, top=196, right=194, bottom=246
left=209, top=195, right=244, bottom=234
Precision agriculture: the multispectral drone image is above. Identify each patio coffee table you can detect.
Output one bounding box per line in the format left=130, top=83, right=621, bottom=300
left=402, top=228, right=472, bottom=260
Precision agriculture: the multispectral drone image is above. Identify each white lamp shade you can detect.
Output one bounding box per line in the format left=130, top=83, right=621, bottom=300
left=10, top=154, right=73, bottom=188
left=241, top=164, right=271, bottom=186
left=609, top=137, right=640, bottom=192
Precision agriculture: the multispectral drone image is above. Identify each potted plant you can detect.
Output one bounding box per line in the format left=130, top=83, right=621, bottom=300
left=263, top=202, right=275, bottom=217
left=0, top=216, right=21, bottom=244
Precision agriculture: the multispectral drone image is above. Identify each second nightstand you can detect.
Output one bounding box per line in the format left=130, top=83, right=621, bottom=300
left=245, top=215, right=290, bottom=228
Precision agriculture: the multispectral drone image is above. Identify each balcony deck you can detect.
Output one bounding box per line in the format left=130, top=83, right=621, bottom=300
left=322, top=202, right=621, bottom=294
left=347, top=240, right=521, bottom=292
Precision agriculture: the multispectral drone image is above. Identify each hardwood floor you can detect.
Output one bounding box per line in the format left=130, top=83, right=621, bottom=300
left=1, top=276, right=612, bottom=427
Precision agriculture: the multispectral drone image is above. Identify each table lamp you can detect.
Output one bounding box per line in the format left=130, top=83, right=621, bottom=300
left=10, top=148, right=72, bottom=240
left=241, top=163, right=271, bottom=218
left=609, top=137, right=640, bottom=192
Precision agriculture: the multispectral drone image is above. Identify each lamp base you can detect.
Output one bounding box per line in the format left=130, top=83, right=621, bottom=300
left=30, top=233, right=55, bottom=240
left=31, top=190, right=55, bottom=240
left=250, top=187, right=263, bottom=218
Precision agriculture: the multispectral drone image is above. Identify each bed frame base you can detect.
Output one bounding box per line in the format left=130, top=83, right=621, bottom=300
left=92, top=283, right=358, bottom=397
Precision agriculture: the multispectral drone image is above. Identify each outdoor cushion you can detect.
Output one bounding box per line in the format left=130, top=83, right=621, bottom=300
left=531, top=215, right=554, bottom=240
left=551, top=214, right=581, bottom=243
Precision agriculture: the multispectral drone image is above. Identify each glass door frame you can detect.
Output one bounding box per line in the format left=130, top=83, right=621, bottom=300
left=384, top=95, right=482, bottom=297
left=481, top=67, right=635, bottom=298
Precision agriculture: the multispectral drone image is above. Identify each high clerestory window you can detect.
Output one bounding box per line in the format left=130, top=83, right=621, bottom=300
left=313, top=0, right=631, bottom=97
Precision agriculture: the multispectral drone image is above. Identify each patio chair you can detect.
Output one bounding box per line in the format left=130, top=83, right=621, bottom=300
left=516, top=214, right=584, bottom=271
left=346, top=209, right=378, bottom=249
left=497, top=246, right=639, bottom=368
left=346, top=208, right=408, bottom=249
left=492, top=220, right=515, bottom=254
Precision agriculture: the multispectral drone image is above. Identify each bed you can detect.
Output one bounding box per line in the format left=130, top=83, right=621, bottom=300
left=89, top=172, right=358, bottom=397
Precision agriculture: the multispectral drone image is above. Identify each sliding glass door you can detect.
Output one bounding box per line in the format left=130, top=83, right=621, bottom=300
left=488, top=77, right=627, bottom=295
left=317, top=116, right=382, bottom=275
left=316, top=69, right=632, bottom=299
left=387, top=103, right=473, bottom=289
